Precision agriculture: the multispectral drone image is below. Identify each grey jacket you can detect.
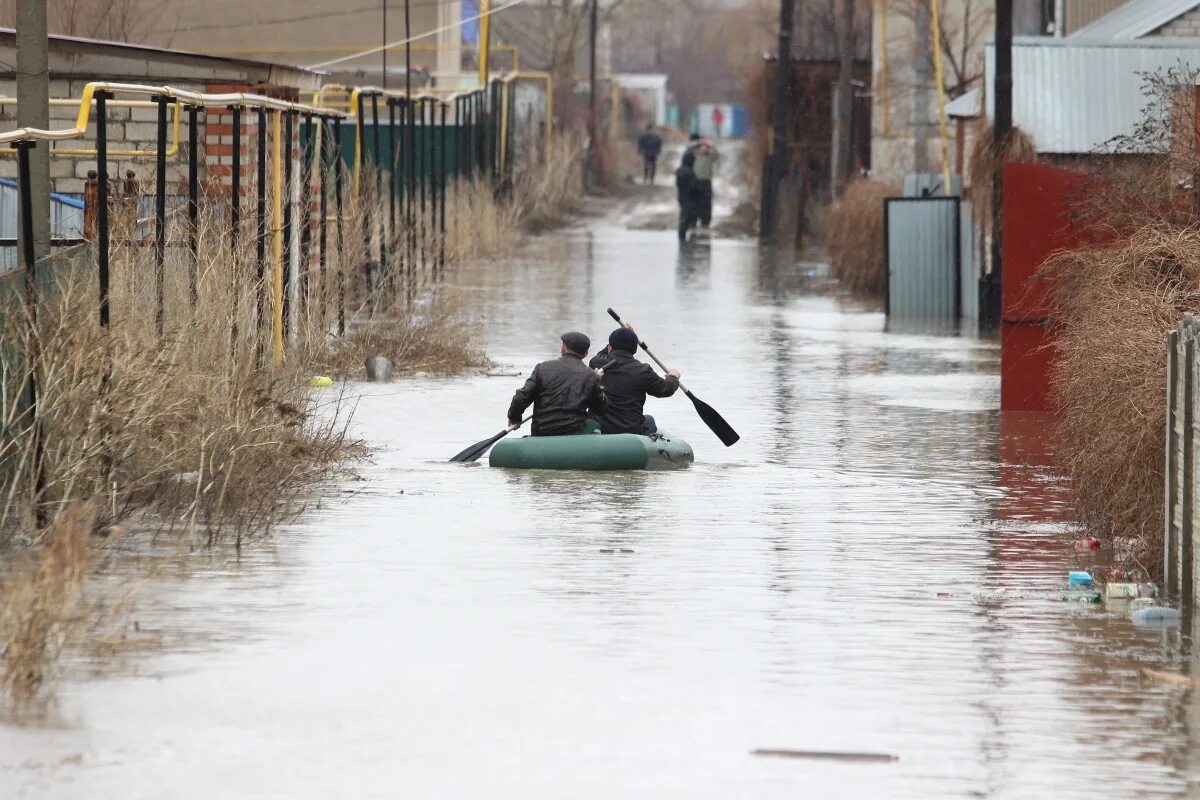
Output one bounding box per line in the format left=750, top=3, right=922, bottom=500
left=687, top=142, right=719, bottom=181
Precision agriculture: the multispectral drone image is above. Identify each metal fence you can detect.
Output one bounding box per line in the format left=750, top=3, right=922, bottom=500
left=1165, top=316, right=1200, bottom=604
left=884, top=197, right=962, bottom=323
left=0, top=179, right=84, bottom=273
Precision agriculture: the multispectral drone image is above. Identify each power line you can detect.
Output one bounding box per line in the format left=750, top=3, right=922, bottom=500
left=307, top=0, right=531, bottom=69
left=154, top=0, right=460, bottom=36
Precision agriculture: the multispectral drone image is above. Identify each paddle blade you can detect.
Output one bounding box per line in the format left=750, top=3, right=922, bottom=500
left=686, top=391, right=740, bottom=447
left=449, top=429, right=510, bottom=462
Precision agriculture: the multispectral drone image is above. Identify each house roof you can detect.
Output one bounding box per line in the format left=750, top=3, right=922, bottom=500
left=1070, top=0, right=1200, bottom=39
left=0, top=27, right=321, bottom=88
left=985, top=36, right=1200, bottom=153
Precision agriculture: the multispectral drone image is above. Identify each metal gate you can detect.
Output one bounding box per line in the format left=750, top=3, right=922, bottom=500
left=884, top=197, right=961, bottom=323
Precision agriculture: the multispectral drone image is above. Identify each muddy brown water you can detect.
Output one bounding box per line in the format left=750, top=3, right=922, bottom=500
left=3, top=213, right=1200, bottom=798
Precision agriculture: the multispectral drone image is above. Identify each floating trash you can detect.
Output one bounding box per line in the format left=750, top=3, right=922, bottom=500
left=1131, top=606, right=1182, bottom=626
left=310, top=376, right=334, bottom=388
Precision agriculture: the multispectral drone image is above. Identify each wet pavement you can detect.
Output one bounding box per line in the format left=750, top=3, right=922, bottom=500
left=4, top=188, right=1200, bottom=799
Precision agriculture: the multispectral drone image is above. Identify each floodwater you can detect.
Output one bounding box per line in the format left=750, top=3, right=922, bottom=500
left=4, top=188, right=1200, bottom=799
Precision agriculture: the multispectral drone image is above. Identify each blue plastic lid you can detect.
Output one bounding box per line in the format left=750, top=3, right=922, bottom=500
left=1068, top=570, right=1094, bottom=586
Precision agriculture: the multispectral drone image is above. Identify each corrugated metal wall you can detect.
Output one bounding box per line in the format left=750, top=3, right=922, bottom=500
left=985, top=38, right=1200, bottom=153
left=886, top=197, right=960, bottom=322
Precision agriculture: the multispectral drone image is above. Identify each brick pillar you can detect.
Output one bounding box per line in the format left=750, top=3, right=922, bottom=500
left=203, top=83, right=254, bottom=197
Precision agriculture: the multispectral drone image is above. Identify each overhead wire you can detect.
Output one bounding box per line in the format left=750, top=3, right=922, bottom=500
left=306, top=0, right=530, bottom=70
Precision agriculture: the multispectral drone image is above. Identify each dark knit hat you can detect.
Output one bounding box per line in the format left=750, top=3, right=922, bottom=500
left=560, top=331, right=590, bottom=355
left=609, top=327, right=639, bottom=353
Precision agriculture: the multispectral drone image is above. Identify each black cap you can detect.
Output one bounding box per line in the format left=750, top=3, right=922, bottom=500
left=561, top=331, right=590, bottom=355
left=609, top=327, right=639, bottom=353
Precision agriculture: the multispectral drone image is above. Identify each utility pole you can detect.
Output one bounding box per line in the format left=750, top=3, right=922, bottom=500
left=16, top=0, right=50, bottom=269
left=983, top=0, right=1012, bottom=333
left=382, top=0, right=388, bottom=89
left=586, top=0, right=598, bottom=192
left=913, top=0, right=931, bottom=174
left=759, top=0, right=794, bottom=241
left=831, top=0, right=855, bottom=197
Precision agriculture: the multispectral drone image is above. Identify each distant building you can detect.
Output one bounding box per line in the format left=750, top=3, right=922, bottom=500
left=871, top=0, right=1200, bottom=185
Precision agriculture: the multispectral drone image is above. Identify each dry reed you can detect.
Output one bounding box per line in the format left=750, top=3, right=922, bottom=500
left=824, top=178, right=898, bottom=297
left=0, top=129, right=584, bottom=708
left=0, top=502, right=95, bottom=715
left=1042, top=226, right=1200, bottom=572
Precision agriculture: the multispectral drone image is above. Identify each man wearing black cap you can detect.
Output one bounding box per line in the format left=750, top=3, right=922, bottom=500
left=588, top=323, right=680, bottom=435
left=507, top=332, right=610, bottom=436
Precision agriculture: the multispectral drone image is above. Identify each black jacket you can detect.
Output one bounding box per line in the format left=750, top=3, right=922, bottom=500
left=508, top=353, right=609, bottom=436
left=637, top=131, right=663, bottom=158
left=587, top=347, right=679, bottom=434
left=676, top=164, right=702, bottom=210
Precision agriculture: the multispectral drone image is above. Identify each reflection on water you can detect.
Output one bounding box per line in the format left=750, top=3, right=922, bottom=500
left=3, top=224, right=1200, bottom=799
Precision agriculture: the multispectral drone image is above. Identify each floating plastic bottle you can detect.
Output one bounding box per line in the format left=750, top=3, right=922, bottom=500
left=1131, top=606, right=1183, bottom=626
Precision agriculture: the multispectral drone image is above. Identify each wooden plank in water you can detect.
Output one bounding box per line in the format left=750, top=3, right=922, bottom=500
left=751, top=749, right=899, bottom=764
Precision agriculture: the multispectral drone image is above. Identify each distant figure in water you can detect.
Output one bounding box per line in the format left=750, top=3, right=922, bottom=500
left=637, top=124, right=663, bottom=185
left=675, top=151, right=703, bottom=244
left=589, top=324, right=680, bottom=435
left=687, top=134, right=720, bottom=228
left=508, top=332, right=608, bottom=436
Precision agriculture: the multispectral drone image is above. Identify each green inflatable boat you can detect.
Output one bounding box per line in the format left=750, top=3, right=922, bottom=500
left=490, top=430, right=694, bottom=471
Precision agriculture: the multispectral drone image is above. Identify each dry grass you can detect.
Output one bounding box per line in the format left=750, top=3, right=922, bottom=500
left=1042, top=226, right=1200, bottom=572
left=0, top=128, right=584, bottom=709
left=824, top=178, right=898, bottom=297
left=0, top=502, right=95, bottom=716
left=316, top=293, right=488, bottom=378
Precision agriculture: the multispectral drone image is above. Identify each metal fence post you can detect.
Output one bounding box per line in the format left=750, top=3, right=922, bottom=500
left=230, top=105, right=242, bottom=354
left=439, top=100, right=447, bottom=280
left=96, top=91, right=111, bottom=328
left=371, top=94, right=382, bottom=295
left=1182, top=324, right=1195, bottom=607
left=283, top=109, right=294, bottom=339
left=299, top=113, right=314, bottom=315
left=318, top=117, right=330, bottom=330
left=333, top=117, right=346, bottom=336
left=388, top=98, right=397, bottom=296
left=187, top=103, right=200, bottom=309
left=153, top=94, right=171, bottom=339
left=15, top=140, right=44, bottom=523
left=1168, top=327, right=1181, bottom=596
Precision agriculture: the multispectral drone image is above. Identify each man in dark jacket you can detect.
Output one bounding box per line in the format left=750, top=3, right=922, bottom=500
left=588, top=326, right=680, bottom=435
left=508, top=332, right=609, bottom=436
left=675, top=151, right=703, bottom=244
left=636, top=124, right=663, bottom=185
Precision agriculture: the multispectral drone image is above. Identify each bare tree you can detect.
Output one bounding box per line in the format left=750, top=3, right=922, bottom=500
left=40, top=0, right=176, bottom=42
left=892, top=0, right=992, bottom=99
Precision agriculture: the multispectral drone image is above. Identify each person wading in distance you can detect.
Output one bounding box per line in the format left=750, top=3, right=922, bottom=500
left=675, top=151, right=703, bottom=244
left=508, top=332, right=609, bottom=436
left=588, top=323, right=680, bottom=435
left=637, top=123, right=664, bottom=185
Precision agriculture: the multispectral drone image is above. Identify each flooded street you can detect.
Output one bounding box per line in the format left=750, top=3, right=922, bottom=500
left=3, top=202, right=1199, bottom=798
